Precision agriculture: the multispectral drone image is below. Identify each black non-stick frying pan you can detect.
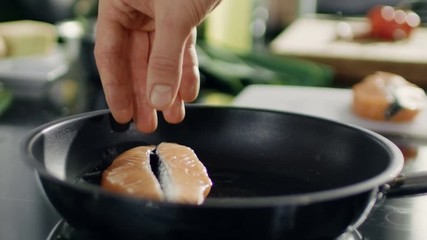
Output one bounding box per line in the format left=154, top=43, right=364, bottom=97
left=21, top=105, right=427, bottom=240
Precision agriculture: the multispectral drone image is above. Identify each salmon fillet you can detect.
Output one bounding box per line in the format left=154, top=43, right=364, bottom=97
left=352, top=71, right=426, bottom=122
left=101, top=146, right=164, bottom=201
left=157, top=142, right=212, bottom=205
left=101, top=143, right=212, bottom=205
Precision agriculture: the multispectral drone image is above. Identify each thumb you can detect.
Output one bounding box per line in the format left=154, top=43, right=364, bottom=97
left=147, top=15, right=192, bottom=110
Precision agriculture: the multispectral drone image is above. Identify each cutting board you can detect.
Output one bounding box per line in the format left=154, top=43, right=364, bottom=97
left=233, top=85, right=427, bottom=139
left=270, top=16, right=427, bottom=87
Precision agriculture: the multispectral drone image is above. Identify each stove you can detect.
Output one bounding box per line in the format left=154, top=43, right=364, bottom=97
left=47, top=220, right=365, bottom=240
left=44, top=195, right=427, bottom=240
left=1, top=114, right=427, bottom=240
left=44, top=196, right=427, bottom=240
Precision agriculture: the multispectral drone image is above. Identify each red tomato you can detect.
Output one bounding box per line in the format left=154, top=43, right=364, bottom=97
left=367, top=5, right=421, bottom=40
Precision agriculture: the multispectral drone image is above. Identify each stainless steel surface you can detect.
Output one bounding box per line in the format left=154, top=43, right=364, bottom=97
left=0, top=47, right=98, bottom=240
left=359, top=134, right=427, bottom=240
left=0, top=124, right=60, bottom=240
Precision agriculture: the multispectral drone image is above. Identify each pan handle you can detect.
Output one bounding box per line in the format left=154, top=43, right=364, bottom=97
left=383, top=171, right=427, bottom=198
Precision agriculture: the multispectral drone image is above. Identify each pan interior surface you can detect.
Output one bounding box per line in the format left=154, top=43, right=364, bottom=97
left=26, top=106, right=403, bottom=205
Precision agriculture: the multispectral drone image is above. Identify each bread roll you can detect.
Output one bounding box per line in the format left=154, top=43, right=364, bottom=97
left=0, top=20, right=57, bottom=57
left=352, top=71, right=426, bottom=122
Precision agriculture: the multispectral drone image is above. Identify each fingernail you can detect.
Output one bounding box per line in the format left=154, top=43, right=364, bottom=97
left=150, top=84, right=173, bottom=109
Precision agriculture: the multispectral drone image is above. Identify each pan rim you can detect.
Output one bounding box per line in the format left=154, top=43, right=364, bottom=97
left=21, top=105, right=404, bottom=208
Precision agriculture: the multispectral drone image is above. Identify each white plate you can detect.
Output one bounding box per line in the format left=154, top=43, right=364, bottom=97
left=233, top=85, right=427, bottom=139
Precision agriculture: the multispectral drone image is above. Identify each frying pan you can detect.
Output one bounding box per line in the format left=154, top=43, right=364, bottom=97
left=21, top=105, right=427, bottom=240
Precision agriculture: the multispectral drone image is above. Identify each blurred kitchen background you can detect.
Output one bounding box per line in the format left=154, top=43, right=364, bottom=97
left=2, top=2, right=427, bottom=240
left=0, top=0, right=426, bottom=123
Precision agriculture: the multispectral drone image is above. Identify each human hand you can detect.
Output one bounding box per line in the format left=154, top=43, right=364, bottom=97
left=94, top=0, right=220, bottom=132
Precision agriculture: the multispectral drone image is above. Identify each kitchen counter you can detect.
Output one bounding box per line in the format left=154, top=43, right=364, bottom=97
left=0, top=49, right=426, bottom=239
left=0, top=112, right=61, bottom=240
left=270, top=16, right=427, bottom=88
left=0, top=45, right=102, bottom=240
left=1, top=85, right=426, bottom=240
left=234, top=85, right=427, bottom=240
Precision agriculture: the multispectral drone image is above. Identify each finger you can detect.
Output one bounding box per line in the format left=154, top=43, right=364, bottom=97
left=146, top=10, right=193, bottom=110
left=94, top=1, right=133, bottom=123
left=128, top=30, right=158, bottom=133
left=162, top=95, right=185, bottom=124
left=133, top=96, right=158, bottom=133
left=179, top=28, right=200, bottom=102
left=132, top=75, right=157, bottom=133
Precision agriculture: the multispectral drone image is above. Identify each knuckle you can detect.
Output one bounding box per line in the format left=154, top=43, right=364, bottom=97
left=149, top=56, right=180, bottom=76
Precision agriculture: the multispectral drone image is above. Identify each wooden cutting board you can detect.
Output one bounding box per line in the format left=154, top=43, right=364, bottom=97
left=233, top=85, right=427, bottom=139
left=270, top=16, right=427, bottom=87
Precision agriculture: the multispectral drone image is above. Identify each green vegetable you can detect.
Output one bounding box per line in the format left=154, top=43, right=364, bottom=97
left=0, top=85, right=12, bottom=117
left=197, top=42, right=334, bottom=95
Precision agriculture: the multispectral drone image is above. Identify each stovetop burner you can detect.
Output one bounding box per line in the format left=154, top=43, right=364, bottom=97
left=336, top=231, right=364, bottom=240
left=47, top=219, right=365, bottom=240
